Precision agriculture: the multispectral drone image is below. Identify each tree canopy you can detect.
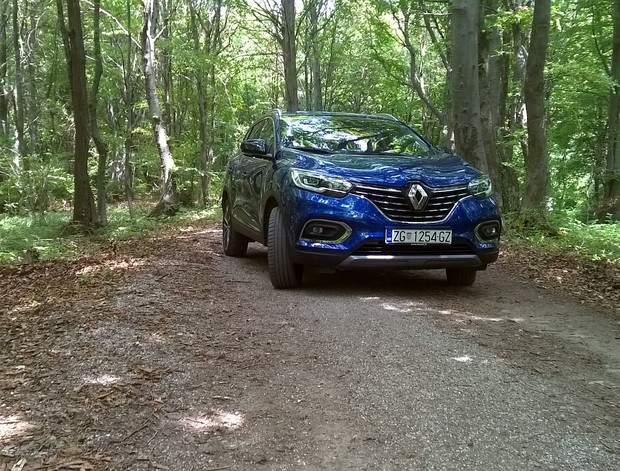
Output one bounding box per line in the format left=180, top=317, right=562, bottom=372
left=0, top=0, right=618, bottom=224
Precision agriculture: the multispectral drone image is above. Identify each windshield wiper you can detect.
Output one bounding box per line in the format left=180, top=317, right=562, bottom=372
left=286, top=146, right=334, bottom=155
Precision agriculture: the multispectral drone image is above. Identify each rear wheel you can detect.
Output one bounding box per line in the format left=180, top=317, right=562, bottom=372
left=268, top=207, right=303, bottom=289
left=446, top=268, right=477, bottom=286
left=222, top=198, right=249, bottom=257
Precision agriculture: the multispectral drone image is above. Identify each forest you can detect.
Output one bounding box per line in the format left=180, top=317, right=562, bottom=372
left=0, top=0, right=618, bottom=263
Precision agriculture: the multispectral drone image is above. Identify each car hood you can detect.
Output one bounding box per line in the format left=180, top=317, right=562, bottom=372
left=284, top=150, right=481, bottom=187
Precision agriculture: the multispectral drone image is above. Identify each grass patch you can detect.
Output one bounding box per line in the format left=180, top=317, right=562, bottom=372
left=508, top=219, right=620, bottom=266
left=0, top=203, right=222, bottom=264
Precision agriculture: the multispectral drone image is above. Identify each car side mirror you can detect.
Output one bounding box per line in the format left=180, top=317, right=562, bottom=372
left=241, top=139, right=271, bottom=158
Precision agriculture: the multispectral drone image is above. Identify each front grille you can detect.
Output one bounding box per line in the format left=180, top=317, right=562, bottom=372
left=353, top=242, right=475, bottom=257
left=351, top=183, right=470, bottom=222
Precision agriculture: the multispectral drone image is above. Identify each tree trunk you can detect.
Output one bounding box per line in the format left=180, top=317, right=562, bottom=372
left=0, top=3, right=8, bottom=139
left=394, top=6, right=445, bottom=131
left=205, top=0, right=224, bottom=202
left=161, top=0, right=175, bottom=137
left=310, top=1, right=322, bottom=111
left=478, top=0, right=502, bottom=207
left=90, top=0, right=109, bottom=225
left=450, top=0, right=487, bottom=171
left=66, top=0, right=97, bottom=226
left=281, top=0, right=299, bottom=111
left=26, top=3, right=38, bottom=155
left=521, top=0, right=551, bottom=217
left=189, top=3, right=207, bottom=206
left=12, top=0, right=25, bottom=167
left=142, top=0, right=177, bottom=216
left=124, top=0, right=135, bottom=220
left=601, top=0, right=620, bottom=220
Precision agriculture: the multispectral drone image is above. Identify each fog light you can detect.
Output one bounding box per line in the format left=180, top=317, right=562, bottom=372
left=301, top=220, right=352, bottom=243
left=476, top=221, right=501, bottom=241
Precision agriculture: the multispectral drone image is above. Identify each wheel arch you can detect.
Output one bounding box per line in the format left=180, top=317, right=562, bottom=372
left=262, top=196, right=279, bottom=244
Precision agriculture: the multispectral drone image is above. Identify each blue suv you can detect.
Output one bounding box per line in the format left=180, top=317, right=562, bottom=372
left=222, top=111, right=501, bottom=288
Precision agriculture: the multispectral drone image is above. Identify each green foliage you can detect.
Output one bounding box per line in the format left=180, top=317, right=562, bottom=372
left=510, top=218, right=620, bottom=267
left=0, top=212, right=74, bottom=262
left=0, top=203, right=222, bottom=264
left=0, top=158, right=73, bottom=215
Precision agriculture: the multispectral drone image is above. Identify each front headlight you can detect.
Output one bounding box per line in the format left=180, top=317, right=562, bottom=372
left=468, top=175, right=492, bottom=198
left=290, top=169, right=352, bottom=198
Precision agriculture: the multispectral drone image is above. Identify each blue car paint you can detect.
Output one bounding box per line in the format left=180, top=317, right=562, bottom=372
left=223, top=112, right=501, bottom=271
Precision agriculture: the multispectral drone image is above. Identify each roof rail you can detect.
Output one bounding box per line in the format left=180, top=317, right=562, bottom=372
left=376, top=113, right=398, bottom=121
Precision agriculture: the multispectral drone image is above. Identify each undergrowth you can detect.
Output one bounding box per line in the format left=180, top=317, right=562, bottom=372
left=505, top=218, right=620, bottom=267
left=0, top=204, right=221, bottom=264
left=1, top=206, right=618, bottom=268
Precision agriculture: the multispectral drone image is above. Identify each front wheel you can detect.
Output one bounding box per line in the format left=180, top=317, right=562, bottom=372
left=222, top=198, right=249, bottom=257
left=446, top=268, right=477, bottom=286
left=268, top=207, right=303, bottom=289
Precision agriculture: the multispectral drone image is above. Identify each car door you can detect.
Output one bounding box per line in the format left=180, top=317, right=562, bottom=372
left=230, top=120, right=263, bottom=231
left=236, top=118, right=274, bottom=237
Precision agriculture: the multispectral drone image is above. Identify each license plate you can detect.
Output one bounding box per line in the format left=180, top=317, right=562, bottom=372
left=385, top=229, right=452, bottom=245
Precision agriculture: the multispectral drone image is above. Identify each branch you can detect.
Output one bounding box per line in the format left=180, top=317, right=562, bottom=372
left=82, top=0, right=141, bottom=48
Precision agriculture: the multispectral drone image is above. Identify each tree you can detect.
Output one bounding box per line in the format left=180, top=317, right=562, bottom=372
left=250, top=0, right=299, bottom=111
left=0, top=1, right=8, bottom=139
left=281, top=0, right=298, bottom=111
left=142, top=0, right=178, bottom=215
left=90, top=0, right=109, bottom=225
left=64, top=0, right=97, bottom=225
left=478, top=0, right=503, bottom=207
left=189, top=0, right=227, bottom=206
left=12, top=0, right=25, bottom=165
left=521, top=0, right=551, bottom=219
left=450, top=0, right=487, bottom=171
left=601, top=0, right=620, bottom=220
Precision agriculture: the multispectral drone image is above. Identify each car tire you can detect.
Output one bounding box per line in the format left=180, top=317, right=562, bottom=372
left=268, top=207, right=303, bottom=289
left=446, top=268, right=477, bottom=286
left=222, top=198, right=249, bottom=257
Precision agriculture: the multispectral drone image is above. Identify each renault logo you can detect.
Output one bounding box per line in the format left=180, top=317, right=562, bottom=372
left=407, top=183, right=429, bottom=211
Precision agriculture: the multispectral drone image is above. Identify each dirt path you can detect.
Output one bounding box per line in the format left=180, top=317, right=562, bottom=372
left=1, top=224, right=619, bottom=470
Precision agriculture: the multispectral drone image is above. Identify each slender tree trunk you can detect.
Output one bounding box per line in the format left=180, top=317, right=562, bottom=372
left=142, top=0, right=177, bottom=216
left=205, top=0, right=224, bottom=201
left=124, top=0, right=135, bottom=220
left=90, top=0, right=109, bottom=225
left=478, top=0, right=502, bottom=207
left=601, top=0, right=620, bottom=220
left=498, top=23, right=520, bottom=212
left=450, top=0, right=487, bottom=171
left=66, top=0, right=96, bottom=226
left=12, top=0, right=25, bottom=167
left=396, top=7, right=445, bottom=130
left=161, top=0, right=174, bottom=137
left=189, top=1, right=208, bottom=207
left=310, top=1, right=322, bottom=111
left=281, top=0, right=299, bottom=111
left=26, top=3, right=38, bottom=155
left=522, top=0, right=551, bottom=217
left=0, top=3, right=9, bottom=139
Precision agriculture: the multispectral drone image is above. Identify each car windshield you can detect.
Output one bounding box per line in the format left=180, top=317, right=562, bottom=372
left=279, top=114, right=437, bottom=157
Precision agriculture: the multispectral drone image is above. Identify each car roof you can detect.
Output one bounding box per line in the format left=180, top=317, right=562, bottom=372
left=276, top=110, right=399, bottom=121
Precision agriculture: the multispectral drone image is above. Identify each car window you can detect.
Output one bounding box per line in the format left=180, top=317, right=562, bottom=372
left=257, top=119, right=275, bottom=154
left=246, top=120, right=265, bottom=140
left=279, top=115, right=436, bottom=157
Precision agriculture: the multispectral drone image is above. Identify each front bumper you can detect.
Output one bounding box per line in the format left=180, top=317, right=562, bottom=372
left=284, top=188, right=501, bottom=270
left=292, top=243, right=499, bottom=269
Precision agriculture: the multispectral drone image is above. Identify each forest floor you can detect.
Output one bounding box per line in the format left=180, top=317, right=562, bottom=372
left=1, top=221, right=619, bottom=470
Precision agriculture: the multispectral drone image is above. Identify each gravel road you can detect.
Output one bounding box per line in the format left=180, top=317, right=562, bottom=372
left=2, top=226, right=619, bottom=470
